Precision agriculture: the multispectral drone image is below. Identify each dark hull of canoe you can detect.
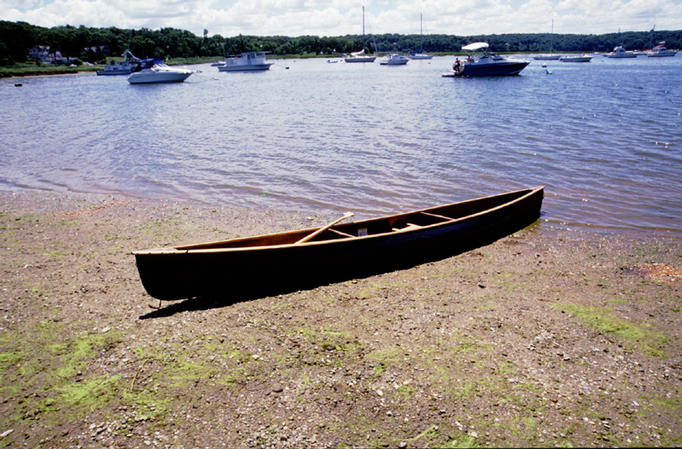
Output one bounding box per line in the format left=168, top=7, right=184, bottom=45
left=134, top=187, right=543, bottom=301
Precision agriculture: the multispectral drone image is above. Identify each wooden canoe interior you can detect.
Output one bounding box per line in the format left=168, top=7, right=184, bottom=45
left=171, top=188, right=538, bottom=252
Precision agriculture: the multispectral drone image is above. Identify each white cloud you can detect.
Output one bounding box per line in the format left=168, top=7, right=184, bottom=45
left=1, top=0, right=680, bottom=36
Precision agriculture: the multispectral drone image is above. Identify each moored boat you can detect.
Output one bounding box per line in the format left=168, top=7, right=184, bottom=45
left=606, top=45, right=636, bottom=58
left=380, top=54, right=409, bottom=65
left=408, top=13, right=433, bottom=60
left=344, top=50, right=376, bottom=63
left=533, top=19, right=560, bottom=60
left=344, top=6, right=376, bottom=63
left=560, top=54, right=592, bottom=62
left=218, top=52, right=273, bottom=71
left=133, top=186, right=544, bottom=301
left=446, top=42, right=529, bottom=77
left=97, top=50, right=141, bottom=76
left=127, top=59, right=193, bottom=84
left=408, top=52, right=433, bottom=60
left=647, top=42, right=677, bottom=57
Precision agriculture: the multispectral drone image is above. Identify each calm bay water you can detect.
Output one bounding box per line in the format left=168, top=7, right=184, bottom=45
left=1, top=55, right=681, bottom=235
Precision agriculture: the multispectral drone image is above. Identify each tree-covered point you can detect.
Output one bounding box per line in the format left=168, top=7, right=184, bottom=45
left=1, top=20, right=680, bottom=66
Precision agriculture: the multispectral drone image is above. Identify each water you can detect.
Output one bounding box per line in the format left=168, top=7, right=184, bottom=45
left=1, top=55, right=681, bottom=235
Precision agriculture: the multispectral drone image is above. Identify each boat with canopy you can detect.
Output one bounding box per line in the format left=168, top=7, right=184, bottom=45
left=444, top=42, right=530, bottom=77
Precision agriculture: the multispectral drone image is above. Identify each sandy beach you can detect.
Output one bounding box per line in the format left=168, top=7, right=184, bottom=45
left=0, top=190, right=679, bottom=448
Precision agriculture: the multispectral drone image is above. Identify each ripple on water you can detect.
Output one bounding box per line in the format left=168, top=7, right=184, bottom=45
left=0, top=56, right=680, bottom=235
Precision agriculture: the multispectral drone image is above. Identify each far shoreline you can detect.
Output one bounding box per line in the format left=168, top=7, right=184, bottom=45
left=0, top=50, right=608, bottom=79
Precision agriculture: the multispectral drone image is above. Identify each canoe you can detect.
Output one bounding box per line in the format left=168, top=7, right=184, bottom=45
left=133, top=186, right=544, bottom=301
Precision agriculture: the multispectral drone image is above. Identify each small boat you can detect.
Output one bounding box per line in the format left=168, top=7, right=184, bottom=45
left=446, top=42, right=529, bottom=77
left=345, top=6, right=376, bottom=63
left=218, top=52, right=273, bottom=71
left=606, top=45, right=636, bottom=58
left=647, top=42, right=677, bottom=57
left=380, top=54, right=409, bottom=65
left=408, top=52, right=433, bottom=60
left=127, top=59, right=192, bottom=84
left=97, top=50, right=141, bottom=76
left=560, top=54, right=592, bottom=62
left=133, top=186, right=544, bottom=301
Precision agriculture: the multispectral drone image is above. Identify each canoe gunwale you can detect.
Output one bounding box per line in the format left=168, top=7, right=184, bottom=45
left=132, top=186, right=544, bottom=256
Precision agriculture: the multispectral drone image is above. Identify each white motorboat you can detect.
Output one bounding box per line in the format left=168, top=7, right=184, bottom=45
left=345, top=6, right=376, bottom=63
left=408, top=13, right=433, bottom=60
left=648, top=42, right=677, bottom=57
left=97, top=50, right=140, bottom=76
left=380, top=54, right=409, bottom=65
left=606, top=45, right=636, bottom=58
left=127, top=59, right=192, bottom=84
left=445, top=42, right=529, bottom=77
left=560, top=54, right=592, bottom=62
left=218, top=52, right=273, bottom=71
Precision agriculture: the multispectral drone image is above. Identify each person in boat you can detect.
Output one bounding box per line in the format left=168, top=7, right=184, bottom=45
left=453, top=58, right=461, bottom=72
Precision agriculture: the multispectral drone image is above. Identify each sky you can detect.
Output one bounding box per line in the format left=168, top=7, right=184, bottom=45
left=1, top=0, right=681, bottom=37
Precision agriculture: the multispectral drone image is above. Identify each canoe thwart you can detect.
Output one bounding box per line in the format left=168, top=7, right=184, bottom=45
left=295, top=212, right=354, bottom=244
left=329, top=228, right=355, bottom=238
left=420, top=211, right=454, bottom=221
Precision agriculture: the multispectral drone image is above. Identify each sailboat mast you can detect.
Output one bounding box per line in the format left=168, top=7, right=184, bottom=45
left=362, top=6, right=366, bottom=51
left=420, top=13, right=423, bottom=53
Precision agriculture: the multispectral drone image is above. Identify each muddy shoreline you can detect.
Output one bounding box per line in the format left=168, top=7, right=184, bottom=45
left=0, top=190, right=679, bottom=447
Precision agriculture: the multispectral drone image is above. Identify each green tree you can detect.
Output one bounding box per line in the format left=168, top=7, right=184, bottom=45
left=129, top=35, right=156, bottom=58
left=0, top=20, right=37, bottom=64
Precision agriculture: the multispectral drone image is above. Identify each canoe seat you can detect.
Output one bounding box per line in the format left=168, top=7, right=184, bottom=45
left=392, top=223, right=422, bottom=232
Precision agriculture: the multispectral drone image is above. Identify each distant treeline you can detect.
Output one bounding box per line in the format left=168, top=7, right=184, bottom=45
left=1, top=20, right=680, bottom=65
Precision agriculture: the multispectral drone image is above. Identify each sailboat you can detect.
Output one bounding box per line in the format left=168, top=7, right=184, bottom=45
left=534, top=19, right=561, bottom=60
left=408, top=13, right=433, bottom=60
left=344, top=6, right=376, bottom=63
